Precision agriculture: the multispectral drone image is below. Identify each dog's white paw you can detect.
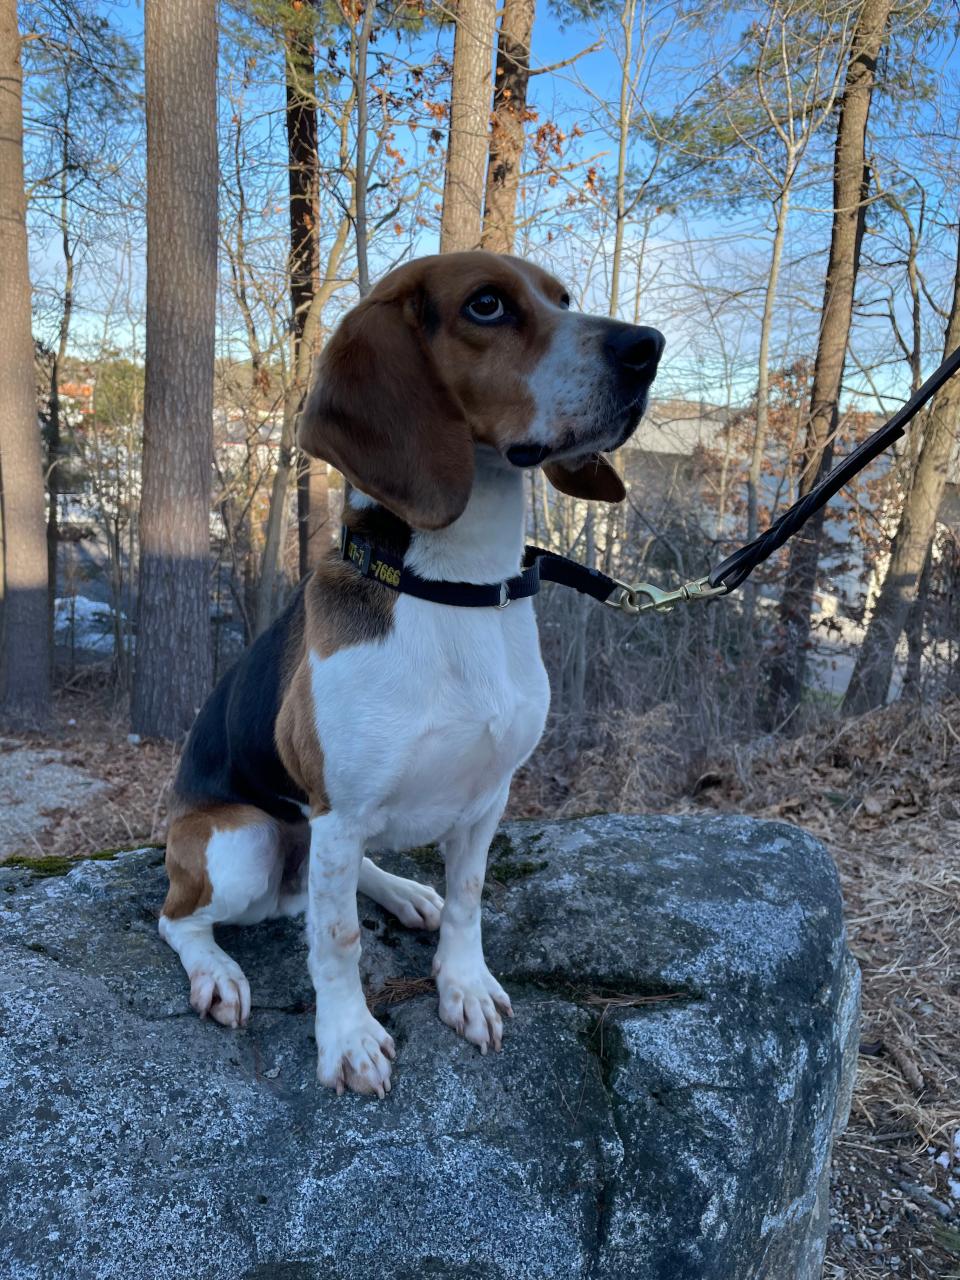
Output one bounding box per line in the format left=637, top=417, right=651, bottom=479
left=315, top=1007, right=396, bottom=1098
left=433, top=958, right=513, bottom=1054
left=189, top=958, right=251, bottom=1028
left=373, top=873, right=444, bottom=931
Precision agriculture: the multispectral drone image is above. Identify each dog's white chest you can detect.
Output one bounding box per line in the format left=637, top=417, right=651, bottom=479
left=311, top=595, right=549, bottom=847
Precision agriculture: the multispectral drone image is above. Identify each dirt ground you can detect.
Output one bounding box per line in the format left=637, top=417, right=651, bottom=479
left=2, top=683, right=958, bottom=1277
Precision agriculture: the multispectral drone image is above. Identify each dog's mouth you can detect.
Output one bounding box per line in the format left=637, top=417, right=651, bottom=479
left=506, top=444, right=553, bottom=468
left=505, top=390, right=651, bottom=470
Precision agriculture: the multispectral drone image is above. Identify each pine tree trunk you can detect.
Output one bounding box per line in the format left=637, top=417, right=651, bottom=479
left=842, top=229, right=960, bottom=714
left=441, top=0, right=497, bottom=253
left=131, top=0, right=216, bottom=739
left=765, top=0, right=893, bottom=724
left=0, top=0, right=51, bottom=727
left=481, top=0, right=534, bottom=255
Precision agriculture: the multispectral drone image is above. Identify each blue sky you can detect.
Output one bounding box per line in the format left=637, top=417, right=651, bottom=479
left=22, top=0, right=960, bottom=414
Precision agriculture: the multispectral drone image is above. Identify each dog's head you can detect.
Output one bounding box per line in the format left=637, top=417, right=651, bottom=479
left=299, top=251, right=664, bottom=530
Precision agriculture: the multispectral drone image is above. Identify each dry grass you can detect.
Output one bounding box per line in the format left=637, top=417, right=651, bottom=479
left=508, top=702, right=690, bottom=818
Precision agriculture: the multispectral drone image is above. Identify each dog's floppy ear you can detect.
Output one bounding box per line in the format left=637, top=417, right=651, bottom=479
left=298, top=287, right=474, bottom=531
left=544, top=453, right=626, bottom=503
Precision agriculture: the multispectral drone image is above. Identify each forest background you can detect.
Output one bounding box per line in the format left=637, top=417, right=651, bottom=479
left=2, top=1, right=960, bottom=1273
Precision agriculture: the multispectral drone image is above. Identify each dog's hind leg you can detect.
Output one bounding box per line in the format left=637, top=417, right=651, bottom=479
left=159, top=805, right=283, bottom=1028
left=358, top=857, right=444, bottom=930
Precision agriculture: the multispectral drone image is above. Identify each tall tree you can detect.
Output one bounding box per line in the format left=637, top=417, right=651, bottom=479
left=765, top=0, right=893, bottom=723
left=481, top=0, right=534, bottom=254
left=0, top=0, right=51, bottom=725
left=842, top=224, right=960, bottom=714
left=249, top=1, right=376, bottom=633
left=285, top=0, right=330, bottom=580
left=440, top=0, right=497, bottom=252
left=21, top=4, right=139, bottom=644
left=132, top=0, right=217, bottom=739
left=736, top=3, right=851, bottom=557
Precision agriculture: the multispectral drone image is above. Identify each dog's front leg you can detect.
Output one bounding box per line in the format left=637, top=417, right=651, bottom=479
left=307, top=813, right=395, bottom=1097
left=433, top=794, right=514, bottom=1054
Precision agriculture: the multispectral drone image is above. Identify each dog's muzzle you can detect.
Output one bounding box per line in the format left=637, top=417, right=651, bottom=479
left=506, top=322, right=666, bottom=469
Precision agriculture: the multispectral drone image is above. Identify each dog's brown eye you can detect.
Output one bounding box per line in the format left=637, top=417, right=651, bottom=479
left=465, top=291, right=506, bottom=323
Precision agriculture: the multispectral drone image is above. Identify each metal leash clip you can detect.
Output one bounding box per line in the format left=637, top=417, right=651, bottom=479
left=604, top=574, right=730, bottom=615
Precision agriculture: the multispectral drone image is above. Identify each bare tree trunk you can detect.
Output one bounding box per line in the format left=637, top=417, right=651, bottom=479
left=0, top=455, right=5, bottom=641
left=441, top=0, right=497, bottom=253
left=354, top=0, right=377, bottom=297
left=901, top=543, right=932, bottom=699
left=256, top=404, right=297, bottom=635
left=46, top=120, right=75, bottom=651
left=297, top=438, right=329, bottom=575
left=744, top=180, right=793, bottom=625
left=749, top=181, right=793, bottom=546
left=766, top=0, right=892, bottom=723
left=842, top=227, right=960, bottom=714
left=564, top=508, right=595, bottom=762
left=608, top=0, right=637, bottom=316
left=481, top=0, right=534, bottom=255
left=255, top=215, right=350, bottom=636
left=132, top=0, right=216, bottom=739
left=0, top=0, right=51, bottom=726
left=285, top=3, right=328, bottom=580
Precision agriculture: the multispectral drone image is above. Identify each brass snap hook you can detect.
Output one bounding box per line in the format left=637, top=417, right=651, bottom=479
left=605, top=575, right=729, bottom=616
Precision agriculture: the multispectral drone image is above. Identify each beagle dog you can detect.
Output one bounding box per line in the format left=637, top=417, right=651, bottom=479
left=159, top=251, right=664, bottom=1097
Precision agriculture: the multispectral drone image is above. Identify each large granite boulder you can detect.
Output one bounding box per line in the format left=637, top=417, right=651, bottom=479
left=0, top=815, right=859, bottom=1280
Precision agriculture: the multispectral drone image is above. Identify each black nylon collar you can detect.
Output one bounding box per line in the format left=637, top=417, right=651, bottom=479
left=340, top=525, right=621, bottom=609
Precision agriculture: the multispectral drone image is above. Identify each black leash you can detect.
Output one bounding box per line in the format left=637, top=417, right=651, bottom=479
left=341, top=343, right=960, bottom=615
left=706, top=342, right=960, bottom=595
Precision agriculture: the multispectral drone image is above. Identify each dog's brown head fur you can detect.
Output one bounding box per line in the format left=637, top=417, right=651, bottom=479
left=299, top=251, right=664, bottom=530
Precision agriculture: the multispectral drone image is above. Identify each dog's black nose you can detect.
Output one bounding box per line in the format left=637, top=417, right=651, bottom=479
left=604, top=324, right=665, bottom=377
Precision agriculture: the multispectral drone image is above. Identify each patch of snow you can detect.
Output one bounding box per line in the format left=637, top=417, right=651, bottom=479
left=54, top=595, right=124, bottom=654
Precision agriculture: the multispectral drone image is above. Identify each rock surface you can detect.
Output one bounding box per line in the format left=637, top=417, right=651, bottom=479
left=0, top=815, right=859, bottom=1280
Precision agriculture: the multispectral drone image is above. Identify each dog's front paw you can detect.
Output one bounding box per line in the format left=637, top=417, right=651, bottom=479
left=376, top=872, right=444, bottom=930
left=189, top=958, right=251, bottom=1029
left=433, top=958, right=513, bottom=1055
left=315, top=1007, right=395, bottom=1098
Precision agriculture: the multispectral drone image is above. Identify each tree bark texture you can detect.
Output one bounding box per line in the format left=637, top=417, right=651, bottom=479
left=132, top=0, right=216, bottom=739
left=481, top=0, right=534, bottom=255
left=608, top=0, right=636, bottom=317
left=766, top=0, right=893, bottom=723
left=285, top=3, right=327, bottom=579
left=0, top=0, right=51, bottom=726
left=842, top=228, right=960, bottom=715
left=441, top=0, right=498, bottom=253
left=46, top=122, right=75, bottom=657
